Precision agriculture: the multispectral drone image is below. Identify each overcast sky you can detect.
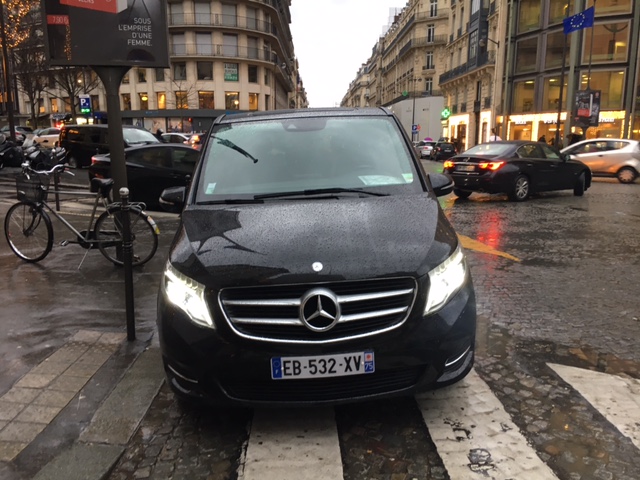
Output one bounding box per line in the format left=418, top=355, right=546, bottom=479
left=289, top=2, right=401, bottom=108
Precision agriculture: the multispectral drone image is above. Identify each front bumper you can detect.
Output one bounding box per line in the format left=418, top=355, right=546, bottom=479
left=157, top=278, right=476, bottom=407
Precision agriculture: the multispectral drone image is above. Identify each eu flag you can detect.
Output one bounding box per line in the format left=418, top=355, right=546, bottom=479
left=563, top=6, right=595, bottom=34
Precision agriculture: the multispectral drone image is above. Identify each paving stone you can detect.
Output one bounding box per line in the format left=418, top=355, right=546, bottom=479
left=14, top=404, right=62, bottom=424
left=14, top=373, right=58, bottom=389
left=0, top=401, right=27, bottom=421
left=32, top=389, right=77, bottom=408
left=1, top=387, right=41, bottom=405
left=0, top=440, right=29, bottom=462
left=47, top=375, right=90, bottom=392
left=0, top=421, right=46, bottom=442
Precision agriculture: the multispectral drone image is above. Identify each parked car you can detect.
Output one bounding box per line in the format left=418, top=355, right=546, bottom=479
left=60, top=124, right=160, bottom=169
left=156, top=107, right=477, bottom=407
left=561, top=138, right=640, bottom=184
left=161, top=132, right=191, bottom=144
left=1, top=125, right=34, bottom=145
left=443, top=140, right=592, bottom=201
left=430, top=142, right=458, bottom=161
left=88, top=144, right=199, bottom=209
left=32, top=127, right=61, bottom=148
left=416, top=140, right=437, bottom=159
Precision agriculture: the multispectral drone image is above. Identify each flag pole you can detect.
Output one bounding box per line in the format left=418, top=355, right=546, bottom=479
left=586, top=1, right=595, bottom=90
left=555, top=1, right=571, bottom=148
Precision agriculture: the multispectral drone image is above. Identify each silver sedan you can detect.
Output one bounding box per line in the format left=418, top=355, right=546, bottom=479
left=561, top=138, right=640, bottom=184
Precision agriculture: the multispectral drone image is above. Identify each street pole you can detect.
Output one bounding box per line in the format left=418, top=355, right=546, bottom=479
left=0, top=0, right=16, bottom=142
left=411, top=92, right=416, bottom=142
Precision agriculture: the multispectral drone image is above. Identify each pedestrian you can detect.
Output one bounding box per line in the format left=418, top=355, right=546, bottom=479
left=538, top=134, right=546, bottom=143
left=489, top=128, right=501, bottom=141
left=154, top=128, right=164, bottom=142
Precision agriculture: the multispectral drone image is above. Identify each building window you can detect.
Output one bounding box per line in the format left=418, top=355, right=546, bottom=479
left=425, top=78, right=433, bottom=94
left=172, top=33, right=186, bottom=55
left=121, top=93, right=131, bottom=111
left=518, top=0, right=541, bottom=33
left=515, top=37, right=539, bottom=73
left=222, top=3, right=237, bottom=27
left=157, top=92, right=166, bottom=110
left=199, top=91, right=215, bottom=109
left=225, top=91, right=240, bottom=110
left=174, top=62, right=187, bottom=81
left=429, top=0, right=438, bottom=17
left=223, top=33, right=238, bottom=57
left=264, top=69, right=271, bottom=86
left=155, top=68, right=165, bottom=82
left=91, top=95, right=100, bottom=111
left=169, top=2, right=184, bottom=25
left=137, top=68, right=147, bottom=83
left=582, top=22, right=630, bottom=64
left=471, top=0, right=480, bottom=14
left=38, top=98, right=45, bottom=114
left=249, top=93, right=258, bottom=111
left=175, top=91, right=189, bottom=109
left=197, top=62, right=213, bottom=80
left=248, top=36, right=259, bottom=59
left=427, top=24, right=435, bottom=43
left=248, top=65, right=258, bottom=83
left=543, top=76, right=567, bottom=111
left=588, top=0, right=631, bottom=15
left=544, top=31, right=567, bottom=69
left=513, top=80, right=536, bottom=113
left=579, top=70, right=624, bottom=110
left=425, top=52, right=434, bottom=69
left=548, top=0, right=566, bottom=25
left=246, top=7, right=257, bottom=30
left=265, top=94, right=270, bottom=111
left=51, top=98, right=59, bottom=113
left=139, top=93, right=149, bottom=110
left=469, top=30, right=478, bottom=59
left=194, top=0, right=211, bottom=24
left=196, top=32, right=212, bottom=55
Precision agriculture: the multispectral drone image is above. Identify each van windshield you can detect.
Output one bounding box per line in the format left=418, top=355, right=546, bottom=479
left=195, top=116, right=422, bottom=202
left=124, top=128, right=160, bottom=145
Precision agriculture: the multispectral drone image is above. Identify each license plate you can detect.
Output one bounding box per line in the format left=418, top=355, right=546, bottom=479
left=456, top=165, right=475, bottom=172
left=271, top=351, right=375, bottom=380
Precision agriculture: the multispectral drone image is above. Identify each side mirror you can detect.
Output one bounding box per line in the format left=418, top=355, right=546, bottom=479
left=429, top=173, right=454, bottom=197
left=159, top=186, right=186, bottom=213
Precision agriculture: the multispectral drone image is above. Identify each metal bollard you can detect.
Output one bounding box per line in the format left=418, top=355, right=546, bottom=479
left=119, top=187, right=136, bottom=341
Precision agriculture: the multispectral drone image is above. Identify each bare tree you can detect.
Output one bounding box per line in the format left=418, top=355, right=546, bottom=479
left=44, top=66, right=102, bottom=116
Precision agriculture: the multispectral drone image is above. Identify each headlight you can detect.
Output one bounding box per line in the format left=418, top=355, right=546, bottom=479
left=163, top=262, right=214, bottom=328
left=424, top=245, right=468, bottom=315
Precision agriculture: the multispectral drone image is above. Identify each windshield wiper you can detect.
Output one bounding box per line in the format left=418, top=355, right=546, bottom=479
left=198, top=198, right=265, bottom=205
left=216, top=138, right=259, bottom=163
left=254, top=188, right=389, bottom=200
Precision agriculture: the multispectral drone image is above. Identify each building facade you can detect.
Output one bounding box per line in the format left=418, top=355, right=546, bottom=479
left=345, top=0, right=640, bottom=149
left=12, top=0, right=307, bottom=133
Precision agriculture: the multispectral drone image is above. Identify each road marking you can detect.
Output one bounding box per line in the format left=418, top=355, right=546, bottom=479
left=416, top=370, right=558, bottom=479
left=458, top=234, right=521, bottom=262
left=548, top=363, right=640, bottom=450
left=238, top=408, right=343, bottom=480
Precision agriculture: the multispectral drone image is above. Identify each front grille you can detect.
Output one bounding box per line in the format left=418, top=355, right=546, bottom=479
left=220, top=367, right=423, bottom=402
left=218, top=277, right=417, bottom=343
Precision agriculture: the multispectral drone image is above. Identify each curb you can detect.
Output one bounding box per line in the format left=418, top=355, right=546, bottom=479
left=32, top=347, right=165, bottom=480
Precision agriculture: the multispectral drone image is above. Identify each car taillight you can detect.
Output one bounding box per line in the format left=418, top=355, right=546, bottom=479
left=91, top=156, right=99, bottom=165
left=478, top=161, right=505, bottom=171
left=443, top=160, right=454, bottom=169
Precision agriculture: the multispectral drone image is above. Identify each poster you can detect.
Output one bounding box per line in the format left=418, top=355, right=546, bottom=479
left=574, top=89, right=601, bottom=127
left=41, top=0, right=169, bottom=67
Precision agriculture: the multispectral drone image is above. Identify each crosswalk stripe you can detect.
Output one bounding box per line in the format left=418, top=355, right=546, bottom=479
left=416, top=370, right=559, bottom=479
left=238, top=408, right=343, bottom=480
left=548, top=363, right=640, bottom=450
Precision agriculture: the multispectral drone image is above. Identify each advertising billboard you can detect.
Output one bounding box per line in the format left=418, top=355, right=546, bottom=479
left=574, top=89, right=601, bottom=128
left=41, top=0, right=169, bottom=68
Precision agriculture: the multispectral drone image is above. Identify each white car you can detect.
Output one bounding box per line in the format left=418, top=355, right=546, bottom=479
left=32, top=127, right=61, bottom=149
left=561, top=138, right=640, bottom=184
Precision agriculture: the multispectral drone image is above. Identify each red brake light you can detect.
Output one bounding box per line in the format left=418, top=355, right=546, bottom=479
left=478, top=161, right=505, bottom=171
left=443, top=160, right=454, bottom=169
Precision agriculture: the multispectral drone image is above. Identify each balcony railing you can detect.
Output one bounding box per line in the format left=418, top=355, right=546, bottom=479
left=422, top=65, right=436, bottom=72
left=412, top=35, right=448, bottom=47
left=460, top=103, right=467, bottom=113
left=415, top=9, right=449, bottom=21
left=169, top=13, right=274, bottom=34
left=170, top=43, right=277, bottom=63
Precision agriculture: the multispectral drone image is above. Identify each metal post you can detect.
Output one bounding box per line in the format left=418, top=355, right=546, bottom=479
left=0, top=0, right=16, bottom=143
left=119, top=187, right=136, bottom=341
left=555, top=1, right=571, bottom=148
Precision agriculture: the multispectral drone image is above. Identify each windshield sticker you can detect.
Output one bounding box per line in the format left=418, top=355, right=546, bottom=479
left=402, top=173, right=413, bottom=183
left=359, top=175, right=405, bottom=186
left=205, top=183, right=216, bottom=194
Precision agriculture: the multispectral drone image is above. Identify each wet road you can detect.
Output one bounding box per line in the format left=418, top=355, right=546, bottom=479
left=1, top=163, right=639, bottom=479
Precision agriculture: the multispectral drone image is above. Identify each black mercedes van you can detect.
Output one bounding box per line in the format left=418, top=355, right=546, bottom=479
left=156, top=108, right=477, bottom=407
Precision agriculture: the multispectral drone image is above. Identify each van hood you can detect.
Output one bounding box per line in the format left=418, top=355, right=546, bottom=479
left=170, top=194, right=458, bottom=287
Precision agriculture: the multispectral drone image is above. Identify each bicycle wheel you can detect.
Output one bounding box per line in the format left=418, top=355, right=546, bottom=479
left=4, top=202, right=53, bottom=262
left=95, top=208, right=159, bottom=267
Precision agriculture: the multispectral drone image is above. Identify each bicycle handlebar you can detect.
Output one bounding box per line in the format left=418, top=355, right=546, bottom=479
left=21, top=161, right=67, bottom=176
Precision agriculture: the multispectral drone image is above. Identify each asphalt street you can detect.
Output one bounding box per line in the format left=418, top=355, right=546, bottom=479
left=0, top=162, right=639, bottom=480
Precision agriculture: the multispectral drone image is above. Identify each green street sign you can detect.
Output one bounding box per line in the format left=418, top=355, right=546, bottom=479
left=402, top=90, right=409, bottom=97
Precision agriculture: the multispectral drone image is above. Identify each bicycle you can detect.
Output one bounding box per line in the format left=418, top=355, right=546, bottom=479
left=4, top=162, right=159, bottom=266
